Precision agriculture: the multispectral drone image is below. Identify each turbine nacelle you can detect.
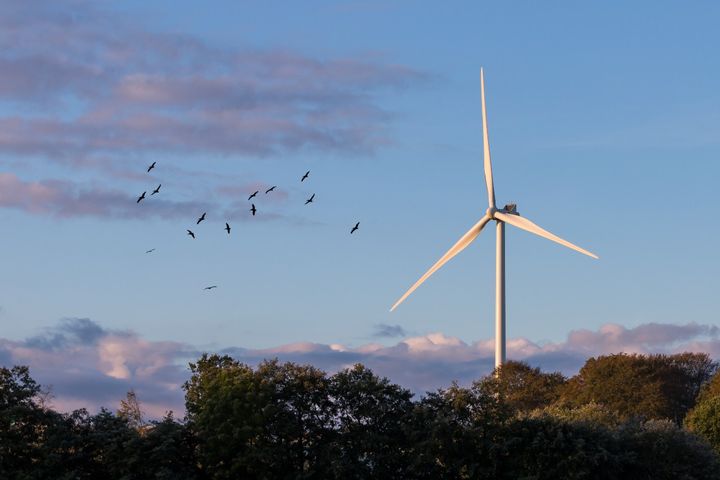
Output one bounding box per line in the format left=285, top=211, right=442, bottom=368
left=487, top=203, right=519, bottom=220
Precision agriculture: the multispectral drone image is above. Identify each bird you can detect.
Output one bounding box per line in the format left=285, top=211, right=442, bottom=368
left=196, top=212, right=206, bottom=224
left=145, top=248, right=156, bottom=254
left=250, top=204, right=256, bottom=216
left=301, top=171, right=310, bottom=182
left=187, top=229, right=195, bottom=239
left=351, top=222, right=360, bottom=234
left=265, top=186, right=276, bottom=194
left=225, top=223, right=231, bottom=234
left=147, top=161, right=156, bottom=172
left=151, top=184, right=161, bottom=195
left=248, top=190, right=259, bottom=200
left=136, top=191, right=146, bottom=203
left=305, top=193, right=315, bottom=205
left=204, top=285, right=217, bottom=290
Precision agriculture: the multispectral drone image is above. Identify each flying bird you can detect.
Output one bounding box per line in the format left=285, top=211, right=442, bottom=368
left=196, top=212, right=206, bottom=224
left=204, top=285, right=217, bottom=290
left=147, top=161, right=156, bottom=172
left=136, top=191, right=146, bottom=203
left=250, top=204, right=256, bottom=216
left=187, top=229, right=195, bottom=239
left=305, top=193, right=315, bottom=205
left=151, top=184, right=161, bottom=195
left=265, top=186, right=276, bottom=194
left=225, top=223, right=231, bottom=234
left=145, top=248, right=156, bottom=254
left=351, top=222, right=360, bottom=234
left=301, top=171, right=310, bottom=182
left=248, top=191, right=259, bottom=200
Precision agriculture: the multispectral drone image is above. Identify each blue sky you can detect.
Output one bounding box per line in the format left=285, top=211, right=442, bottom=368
left=1, top=1, right=719, bottom=412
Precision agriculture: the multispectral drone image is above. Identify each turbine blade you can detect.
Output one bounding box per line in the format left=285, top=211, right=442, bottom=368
left=390, top=215, right=492, bottom=311
left=481, top=68, right=496, bottom=209
left=494, top=211, right=598, bottom=259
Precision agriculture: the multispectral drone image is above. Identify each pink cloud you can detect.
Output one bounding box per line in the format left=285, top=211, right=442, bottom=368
left=0, top=2, right=427, bottom=163
left=2, top=319, right=720, bottom=418
left=0, top=172, right=212, bottom=220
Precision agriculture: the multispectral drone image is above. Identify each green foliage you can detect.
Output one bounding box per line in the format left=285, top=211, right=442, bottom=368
left=695, top=368, right=720, bottom=405
left=501, top=415, right=626, bottom=480
left=407, top=382, right=511, bottom=479
left=477, top=360, right=567, bottom=413
left=532, top=402, right=623, bottom=429
left=326, top=364, right=415, bottom=478
left=620, top=419, right=720, bottom=480
left=184, top=354, right=334, bottom=478
left=0, top=365, right=50, bottom=477
left=686, top=395, right=720, bottom=455
left=117, top=389, right=144, bottom=430
left=3, top=354, right=720, bottom=479
left=559, top=353, right=716, bottom=423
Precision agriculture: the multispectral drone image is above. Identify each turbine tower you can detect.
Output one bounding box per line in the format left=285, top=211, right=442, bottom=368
left=390, top=69, right=598, bottom=370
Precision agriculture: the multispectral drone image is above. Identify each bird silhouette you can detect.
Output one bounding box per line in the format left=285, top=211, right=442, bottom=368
left=248, top=191, right=259, bottom=200
left=187, top=229, right=195, bottom=239
left=225, top=223, right=231, bottom=234
left=265, top=186, right=276, bottom=194
left=204, top=285, right=217, bottom=290
left=351, top=222, right=360, bottom=234
left=145, top=248, right=156, bottom=254
left=250, top=204, right=257, bottom=216
left=151, top=184, right=161, bottom=195
left=196, top=212, right=206, bottom=224
left=136, top=191, right=146, bottom=203
left=301, top=171, right=310, bottom=182
left=305, top=193, right=315, bottom=205
left=147, top=161, right=156, bottom=172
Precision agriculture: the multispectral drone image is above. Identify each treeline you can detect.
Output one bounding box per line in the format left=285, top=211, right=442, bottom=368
left=3, top=352, right=720, bottom=479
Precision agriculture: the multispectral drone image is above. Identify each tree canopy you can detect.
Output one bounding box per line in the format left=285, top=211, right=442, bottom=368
left=1, top=353, right=719, bottom=479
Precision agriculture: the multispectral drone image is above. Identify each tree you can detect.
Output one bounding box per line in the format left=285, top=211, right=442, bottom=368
left=0, top=365, right=48, bottom=476
left=184, top=355, right=333, bottom=479
left=477, top=360, right=567, bottom=414
left=685, top=395, right=720, bottom=455
left=130, top=412, right=200, bottom=479
left=407, top=382, right=511, bottom=479
left=620, top=419, right=720, bottom=480
left=184, top=354, right=264, bottom=479
left=117, top=389, right=145, bottom=431
left=326, top=364, right=414, bottom=478
left=559, top=353, right=715, bottom=423
left=694, top=367, right=720, bottom=405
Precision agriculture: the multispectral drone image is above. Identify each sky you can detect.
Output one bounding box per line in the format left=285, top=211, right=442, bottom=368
left=1, top=0, right=720, bottom=415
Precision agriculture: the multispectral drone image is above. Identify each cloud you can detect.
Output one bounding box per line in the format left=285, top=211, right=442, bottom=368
left=3, top=319, right=720, bottom=418
left=372, top=323, right=407, bottom=338
left=0, top=173, right=213, bottom=220
left=0, top=2, right=426, bottom=162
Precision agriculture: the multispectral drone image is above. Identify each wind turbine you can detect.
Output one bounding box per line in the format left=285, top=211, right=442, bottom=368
left=390, top=69, right=598, bottom=370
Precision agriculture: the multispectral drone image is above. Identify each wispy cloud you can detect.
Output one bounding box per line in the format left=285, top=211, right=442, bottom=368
left=0, top=2, right=426, bottom=163
left=372, top=323, right=408, bottom=338
left=2, top=319, right=719, bottom=418
left=0, top=173, right=212, bottom=220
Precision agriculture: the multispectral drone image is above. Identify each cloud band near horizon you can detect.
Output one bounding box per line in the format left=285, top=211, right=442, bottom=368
left=1, top=318, right=719, bottom=419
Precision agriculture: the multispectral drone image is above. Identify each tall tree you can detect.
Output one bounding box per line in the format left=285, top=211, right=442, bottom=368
left=117, top=389, right=145, bottom=431
left=477, top=360, right=567, bottom=413
left=326, top=364, right=414, bottom=478
left=559, top=353, right=716, bottom=423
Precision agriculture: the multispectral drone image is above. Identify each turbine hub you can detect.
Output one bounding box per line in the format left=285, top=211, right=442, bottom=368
left=486, top=206, right=498, bottom=218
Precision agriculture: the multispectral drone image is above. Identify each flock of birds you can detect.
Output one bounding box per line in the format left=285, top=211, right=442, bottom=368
left=135, top=162, right=360, bottom=290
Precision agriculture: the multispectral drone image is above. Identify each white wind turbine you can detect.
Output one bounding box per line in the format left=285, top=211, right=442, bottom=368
left=390, top=69, right=598, bottom=370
